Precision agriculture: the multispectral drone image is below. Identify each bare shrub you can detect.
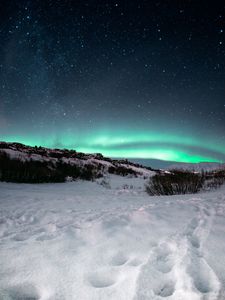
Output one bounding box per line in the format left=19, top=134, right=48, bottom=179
left=146, top=170, right=205, bottom=196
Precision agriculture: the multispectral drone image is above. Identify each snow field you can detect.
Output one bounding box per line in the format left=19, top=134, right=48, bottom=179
left=0, top=176, right=225, bottom=299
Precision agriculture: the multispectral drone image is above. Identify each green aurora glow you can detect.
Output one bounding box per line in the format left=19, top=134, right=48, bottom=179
left=1, top=130, right=225, bottom=163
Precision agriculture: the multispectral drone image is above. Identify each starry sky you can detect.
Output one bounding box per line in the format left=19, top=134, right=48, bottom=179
left=0, top=0, right=225, bottom=165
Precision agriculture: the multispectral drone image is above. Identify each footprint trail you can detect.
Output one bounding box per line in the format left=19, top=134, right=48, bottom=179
left=134, top=204, right=221, bottom=300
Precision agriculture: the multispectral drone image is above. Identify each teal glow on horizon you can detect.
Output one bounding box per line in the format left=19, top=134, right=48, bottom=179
left=1, top=130, right=224, bottom=163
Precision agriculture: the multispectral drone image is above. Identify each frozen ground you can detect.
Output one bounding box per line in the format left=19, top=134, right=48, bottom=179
left=0, top=176, right=225, bottom=299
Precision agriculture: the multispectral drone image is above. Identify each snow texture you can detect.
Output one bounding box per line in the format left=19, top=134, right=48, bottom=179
left=0, top=176, right=225, bottom=299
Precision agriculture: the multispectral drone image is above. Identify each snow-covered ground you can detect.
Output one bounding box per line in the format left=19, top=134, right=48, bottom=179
left=0, top=176, right=225, bottom=299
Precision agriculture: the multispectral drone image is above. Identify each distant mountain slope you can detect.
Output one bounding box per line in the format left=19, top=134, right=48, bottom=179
left=0, top=142, right=155, bottom=183
left=167, top=162, right=225, bottom=172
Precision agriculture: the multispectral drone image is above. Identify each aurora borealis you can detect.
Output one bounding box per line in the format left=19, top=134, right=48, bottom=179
left=1, top=129, right=225, bottom=163
left=0, top=1, right=225, bottom=165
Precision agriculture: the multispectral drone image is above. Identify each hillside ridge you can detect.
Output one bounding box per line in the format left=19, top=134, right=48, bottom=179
left=0, top=141, right=155, bottom=183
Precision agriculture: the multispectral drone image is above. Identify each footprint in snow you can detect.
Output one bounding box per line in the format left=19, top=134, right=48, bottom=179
left=133, top=242, right=176, bottom=299
left=2, top=283, right=39, bottom=300
left=187, top=255, right=220, bottom=295
left=153, top=279, right=175, bottom=297
left=110, top=251, right=129, bottom=266
left=35, top=234, right=56, bottom=241
left=12, top=233, right=30, bottom=242
left=185, top=209, right=220, bottom=296
left=87, top=270, right=118, bottom=288
left=128, top=257, right=143, bottom=267
left=202, top=208, right=210, bottom=216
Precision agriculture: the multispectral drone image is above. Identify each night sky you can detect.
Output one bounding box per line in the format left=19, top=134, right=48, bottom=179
left=0, top=1, right=225, bottom=164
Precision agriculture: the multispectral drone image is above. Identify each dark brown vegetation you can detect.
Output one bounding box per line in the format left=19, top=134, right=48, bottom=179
left=146, top=169, right=225, bottom=196
left=0, top=152, right=101, bottom=183
left=0, top=142, right=153, bottom=183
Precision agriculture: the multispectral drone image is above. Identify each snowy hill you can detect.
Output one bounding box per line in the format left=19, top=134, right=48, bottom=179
left=0, top=142, right=155, bottom=182
left=167, top=162, right=225, bottom=172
